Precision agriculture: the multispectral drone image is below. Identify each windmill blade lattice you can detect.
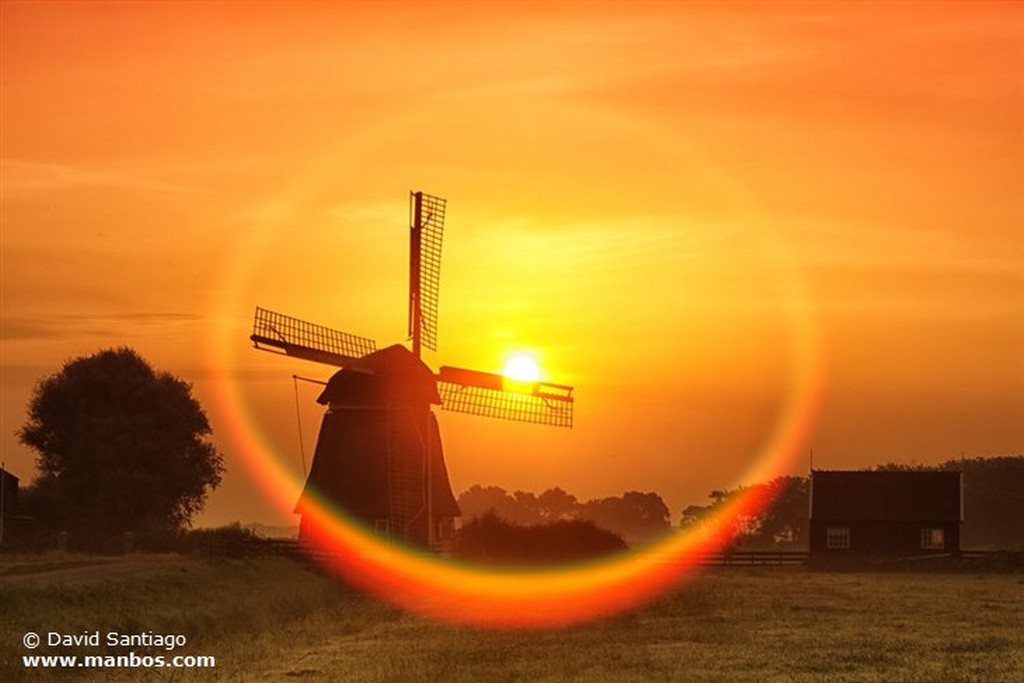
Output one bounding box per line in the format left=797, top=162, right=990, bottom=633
left=251, top=307, right=377, bottom=367
left=409, top=192, right=446, bottom=354
left=251, top=191, right=575, bottom=428
left=436, top=366, right=574, bottom=428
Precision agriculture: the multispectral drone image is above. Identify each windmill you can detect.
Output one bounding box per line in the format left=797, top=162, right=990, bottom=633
left=251, top=191, right=574, bottom=550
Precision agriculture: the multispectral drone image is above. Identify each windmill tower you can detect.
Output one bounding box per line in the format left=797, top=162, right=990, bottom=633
left=251, top=191, right=574, bottom=550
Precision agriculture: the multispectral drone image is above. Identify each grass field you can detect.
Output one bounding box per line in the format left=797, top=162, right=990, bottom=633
left=2, top=554, right=1022, bottom=682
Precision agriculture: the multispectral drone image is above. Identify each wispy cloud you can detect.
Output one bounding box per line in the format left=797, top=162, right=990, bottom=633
left=1, top=159, right=210, bottom=195
left=1, top=313, right=202, bottom=342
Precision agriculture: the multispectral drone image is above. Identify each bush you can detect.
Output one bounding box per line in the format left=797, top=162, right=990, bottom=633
left=455, top=511, right=627, bottom=565
left=179, top=523, right=264, bottom=556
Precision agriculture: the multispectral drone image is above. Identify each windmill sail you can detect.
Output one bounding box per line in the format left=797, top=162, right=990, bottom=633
left=409, top=191, right=446, bottom=357
left=250, top=190, right=577, bottom=552
left=251, top=307, right=377, bottom=367
left=436, top=365, right=574, bottom=428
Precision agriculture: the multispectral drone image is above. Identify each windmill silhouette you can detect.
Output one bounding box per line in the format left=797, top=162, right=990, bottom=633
left=251, top=191, right=574, bottom=550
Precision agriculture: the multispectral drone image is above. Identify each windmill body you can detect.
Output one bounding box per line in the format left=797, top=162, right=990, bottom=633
left=298, top=345, right=460, bottom=547
left=251, top=192, right=574, bottom=551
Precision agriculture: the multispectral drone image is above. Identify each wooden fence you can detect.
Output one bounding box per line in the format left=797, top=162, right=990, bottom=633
left=198, top=539, right=1020, bottom=571
left=198, top=539, right=808, bottom=567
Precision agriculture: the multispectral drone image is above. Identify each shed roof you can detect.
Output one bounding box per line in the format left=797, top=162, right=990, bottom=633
left=811, top=470, right=961, bottom=522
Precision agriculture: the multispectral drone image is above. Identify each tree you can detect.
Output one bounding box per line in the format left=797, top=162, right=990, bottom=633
left=749, top=476, right=809, bottom=546
left=459, top=484, right=671, bottom=546
left=18, top=348, right=224, bottom=546
left=458, top=485, right=535, bottom=524
left=537, top=487, right=579, bottom=521
left=679, top=476, right=809, bottom=549
left=578, top=491, right=671, bottom=545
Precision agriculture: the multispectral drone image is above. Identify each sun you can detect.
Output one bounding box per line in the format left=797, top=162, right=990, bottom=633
left=502, top=353, right=542, bottom=382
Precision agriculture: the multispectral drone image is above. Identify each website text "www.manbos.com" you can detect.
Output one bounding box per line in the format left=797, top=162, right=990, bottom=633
left=21, top=630, right=216, bottom=671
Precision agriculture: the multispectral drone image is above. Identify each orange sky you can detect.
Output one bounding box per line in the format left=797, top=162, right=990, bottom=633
left=2, top=2, right=1021, bottom=527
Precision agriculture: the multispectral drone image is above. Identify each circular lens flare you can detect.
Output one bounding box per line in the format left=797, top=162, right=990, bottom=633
left=206, top=266, right=822, bottom=629
left=204, top=144, right=824, bottom=630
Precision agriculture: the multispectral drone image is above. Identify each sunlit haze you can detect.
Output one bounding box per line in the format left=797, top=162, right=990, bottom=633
left=502, top=353, right=542, bottom=383
left=1, top=2, right=1020, bottom=530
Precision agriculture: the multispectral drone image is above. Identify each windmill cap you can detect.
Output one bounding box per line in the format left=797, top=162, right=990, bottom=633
left=317, top=344, right=441, bottom=407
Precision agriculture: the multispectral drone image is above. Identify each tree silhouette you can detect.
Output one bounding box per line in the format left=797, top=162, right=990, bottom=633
left=749, top=476, right=809, bottom=546
left=458, top=484, right=541, bottom=525
left=578, top=491, right=671, bottom=544
left=458, top=485, right=670, bottom=546
left=537, top=486, right=579, bottom=521
left=680, top=476, right=809, bottom=549
left=18, top=347, right=224, bottom=547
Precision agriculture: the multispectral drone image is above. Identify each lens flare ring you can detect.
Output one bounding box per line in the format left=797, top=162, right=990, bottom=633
left=204, top=140, right=824, bottom=630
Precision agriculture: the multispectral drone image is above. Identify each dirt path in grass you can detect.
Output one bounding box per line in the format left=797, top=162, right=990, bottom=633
left=0, top=555, right=189, bottom=585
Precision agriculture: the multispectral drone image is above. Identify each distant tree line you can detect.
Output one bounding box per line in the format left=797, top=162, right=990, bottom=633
left=457, top=485, right=670, bottom=546
left=679, top=456, right=1024, bottom=551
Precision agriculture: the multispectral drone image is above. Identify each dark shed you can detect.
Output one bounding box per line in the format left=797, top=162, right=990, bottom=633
left=809, top=470, right=962, bottom=557
left=0, top=468, right=17, bottom=519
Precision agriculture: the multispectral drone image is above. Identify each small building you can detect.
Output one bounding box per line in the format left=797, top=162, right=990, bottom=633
left=809, top=470, right=962, bottom=557
left=0, top=468, right=17, bottom=518
left=1, top=468, right=21, bottom=550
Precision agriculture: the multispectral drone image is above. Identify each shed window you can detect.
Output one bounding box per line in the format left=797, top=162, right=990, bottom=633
left=826, top=527, right=850, bottom=549
left=920, top=527, right=945, bottom=550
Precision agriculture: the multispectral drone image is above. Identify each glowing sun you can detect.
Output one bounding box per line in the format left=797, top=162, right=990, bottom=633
left=502, top=353, right=542, bottom=382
